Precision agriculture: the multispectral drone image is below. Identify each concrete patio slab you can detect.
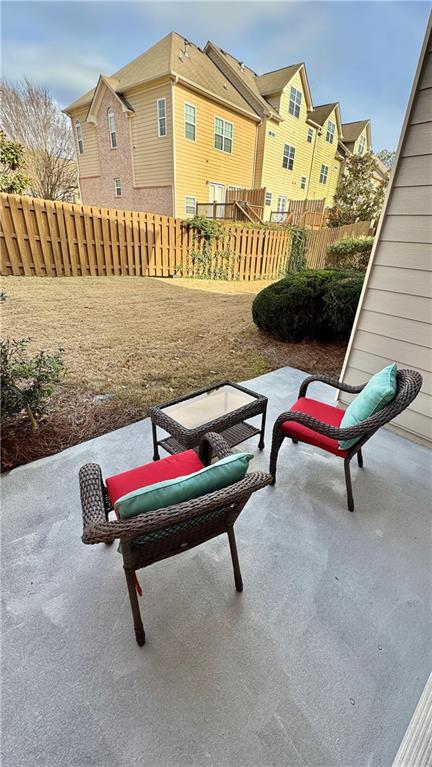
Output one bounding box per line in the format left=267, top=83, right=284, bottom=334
left=2, top=367, right=431, bottom=767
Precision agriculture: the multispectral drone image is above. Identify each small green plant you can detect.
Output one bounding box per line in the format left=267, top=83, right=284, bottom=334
left=1, top=337, right=64, bottom=430
left=326, top=235, right=374, bottom=270
left=252, top=268, right=364, bottom=341
left=287, top=226, right=307, bottom=273
left=182, top=215, right=224, bottom=241
left=0, top=130, right=30, bottom=194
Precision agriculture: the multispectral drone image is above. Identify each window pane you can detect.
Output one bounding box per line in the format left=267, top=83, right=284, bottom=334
left=223, top=137, right=232, bottom=154
left=214, top=133, right=223, bottom=150
left=224, top=121, right=233, bottom=138
left=185, top=104, right=195, bottom=122
left=185, top=123, right=195, bottom=140
left=215, top=117, right=223, bottom=134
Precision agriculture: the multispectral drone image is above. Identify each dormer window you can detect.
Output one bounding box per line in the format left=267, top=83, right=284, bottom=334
left=108, top=109, right=117, bottom=148
left=75, top=120, right=84, bottom=154
left=288, top=86, right=302, bottom=118
left=326, top=120, right=335, bottom=144
left=358, top=135, right=366, bottom=156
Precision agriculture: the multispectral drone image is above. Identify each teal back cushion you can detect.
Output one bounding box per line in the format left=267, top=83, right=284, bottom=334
left=339, top=364, right=397, bottom=450
left=115, top=452, right=253, bottom=519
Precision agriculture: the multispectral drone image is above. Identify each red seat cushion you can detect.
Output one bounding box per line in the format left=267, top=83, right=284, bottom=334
left=281, top=397, right=348, bottom=458
left=106, top=450, right=205, bottom=506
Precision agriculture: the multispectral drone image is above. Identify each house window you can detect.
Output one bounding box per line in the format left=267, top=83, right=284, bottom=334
left=319, top=164, right=329, bottom=184
left=214, top=117, right=233, bottom=153
left=268, top=130, right=276, bottom=137
left=300, top=176, right=307, bottom=190
left=282, top=143, right=295, bottom=170
left=307, top=127, right=314, bottom=144
left=75, top=120, right=84, bottom=154
left=184, top=103, right=196, bottom=141
left=326, top=120, right=335, bottom=144
left=157, top=98, right=167, bottom=137
left=108, top=109, right=117, bottom=148
left=185, top=196, right=196, bottom=215
left=358, top=135, right=366, bottom=156
left=288, top=86, right=302, bottom=118
left=114, top=178, right=122, bottom=197
left=265, top=191, right=272, bottom=206
left=277, top=196, right=287, bottom=212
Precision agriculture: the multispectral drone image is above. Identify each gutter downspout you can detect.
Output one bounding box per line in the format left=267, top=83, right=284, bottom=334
left=171, top=75, right=178, bottom=217
left=252, top=119, right=264, bottom=189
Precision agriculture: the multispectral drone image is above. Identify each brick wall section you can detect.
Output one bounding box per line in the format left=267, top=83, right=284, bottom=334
left=79, top=87, right=173, bottom=215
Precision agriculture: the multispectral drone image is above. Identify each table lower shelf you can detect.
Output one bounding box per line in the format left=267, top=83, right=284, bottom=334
left=158, top=421, right=261, bottom=455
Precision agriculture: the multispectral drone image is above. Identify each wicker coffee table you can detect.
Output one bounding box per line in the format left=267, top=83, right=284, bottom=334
left=150, top=381, right=267, bottom=460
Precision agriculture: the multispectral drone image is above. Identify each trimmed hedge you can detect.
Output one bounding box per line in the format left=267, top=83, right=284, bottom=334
left=325, top=235, right=374, bottom=270
left=252, top=269, right=364, bottom=341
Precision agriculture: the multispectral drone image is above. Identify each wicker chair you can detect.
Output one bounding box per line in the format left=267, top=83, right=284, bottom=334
left=269, top=369, right=422, bottom=511
left=79, top=432, right=271, bottom=646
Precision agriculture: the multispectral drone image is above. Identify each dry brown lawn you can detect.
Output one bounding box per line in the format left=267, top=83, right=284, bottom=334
left=1, top=275, right=346, bottom=469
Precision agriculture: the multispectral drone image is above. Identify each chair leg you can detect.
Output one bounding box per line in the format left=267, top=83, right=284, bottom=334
left=291, top=438, right=298, bottom=444
left=227, top=527, right=243, bottom=592
left=344, top=458, right=355, bottom=512
left=269, top=430, right=285, bottom=485
left=125, top=570, right=145, bottom=646
left=357, top=448, right=364, bottom=468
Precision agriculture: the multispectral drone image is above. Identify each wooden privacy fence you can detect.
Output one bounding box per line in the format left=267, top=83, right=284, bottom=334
left=0, top=194, right=372, bottom=279
left=305, top=220, right=373, bottom=268
left=0, top=194, right=293, bottom=280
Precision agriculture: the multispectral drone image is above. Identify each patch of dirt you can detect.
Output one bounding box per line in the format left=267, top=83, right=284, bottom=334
left=253, top=330, right=346, bottom=377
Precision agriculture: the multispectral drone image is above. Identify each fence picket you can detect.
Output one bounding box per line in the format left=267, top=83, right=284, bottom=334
left=0, top=193, right=372, bottom=281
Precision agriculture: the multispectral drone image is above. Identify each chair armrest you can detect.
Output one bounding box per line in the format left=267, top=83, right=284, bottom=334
left=198, top=431, right=232, bottom=465
left=298, top=375, right=365, bottom=399
left=80, top=468, right=272, bottom=545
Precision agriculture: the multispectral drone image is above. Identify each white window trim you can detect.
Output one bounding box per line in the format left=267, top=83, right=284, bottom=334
left=282, top=143, right=296, bottom=171
left=288, top=86, right=302, bottom=118
left=157, top=97, right=167, bottom=137
left=114, top=177, right=122, bottom=197
left=214, top=116, right=234, bottom=154
left=319, top=164, right=329, bottom=184
left=265, top=191, right=272, bottom=206
left=75, top=119, right=84, bottom=155
left=185, top=195, right=196, bottom=215
left=108, top=108, right=117, bottom=149
left=277, top=195, right=287, bottom=212
left=358, top=135, right=366, bottom=155
left=184, top=102, right=196, bottom=142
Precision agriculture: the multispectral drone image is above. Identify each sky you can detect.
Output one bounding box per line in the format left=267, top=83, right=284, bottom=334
left=2, top=1, right=430, bottom=151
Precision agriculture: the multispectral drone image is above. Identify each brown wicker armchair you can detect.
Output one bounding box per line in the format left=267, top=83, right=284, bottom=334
left=269, top=369, right=422, bottom=511
left=79, top=432, right=271, bottom=646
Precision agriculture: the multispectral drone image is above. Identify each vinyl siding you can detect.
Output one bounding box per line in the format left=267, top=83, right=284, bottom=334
left=259, top=71, right=316, bottom=207
left=173, top=82, right=256, bottom=217
left=308, top=107, right=341, bottom=206
left=70, top=108, right=100, bottom=178
left=126, top=81, right=174, bottom=187
left=339, top=29, right=432, bottom=445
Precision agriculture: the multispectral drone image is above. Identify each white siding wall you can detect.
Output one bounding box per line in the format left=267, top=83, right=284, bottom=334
left=339, top=22, right=432, bottom=445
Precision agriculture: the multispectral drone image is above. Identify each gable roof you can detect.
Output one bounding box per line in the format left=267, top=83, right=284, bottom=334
left=341, top=119, right=370, bottom=144
left=65, top=32, right=259, bottom=120
left=255, top=64, right=302, bottom=95
left=204, top=42, right=281, bottom=120
left=308, top=102, right=343, bottom=136
left=86, top=76, right=134, bottom=124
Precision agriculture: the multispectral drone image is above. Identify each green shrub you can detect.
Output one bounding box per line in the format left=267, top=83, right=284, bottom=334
left=182, top=215, right=224, bottom=241
left=1, top=337, right=64, bottom=430
left=326, top=235, right=374, bottom=270
left=252, top=269, right=364, bottom=341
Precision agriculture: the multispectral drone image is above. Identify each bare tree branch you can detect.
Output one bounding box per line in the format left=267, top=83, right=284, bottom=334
left=0, top=78, right=79, bottom=201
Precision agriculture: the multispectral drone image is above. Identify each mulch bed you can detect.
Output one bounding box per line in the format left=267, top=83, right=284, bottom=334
left=1, top=386, right=143, bottom=473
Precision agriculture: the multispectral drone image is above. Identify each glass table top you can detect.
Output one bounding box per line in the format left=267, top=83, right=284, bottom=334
left=160, top=385, right=258, bottom=429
